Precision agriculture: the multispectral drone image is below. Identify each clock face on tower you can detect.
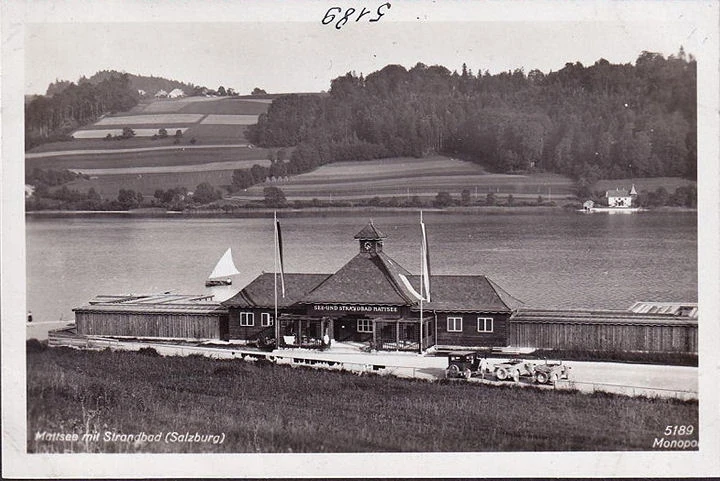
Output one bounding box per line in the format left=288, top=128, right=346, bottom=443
left=364, top=242, right=372, bottom=251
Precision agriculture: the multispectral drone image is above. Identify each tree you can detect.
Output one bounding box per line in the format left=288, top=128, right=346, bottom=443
left=252, top=87, right=267, bottom=95
left=117, top=188, right=140, bottom=209
left=263, top=186, right=287, bottom=207
left=121, top=127, right=135, bottom=139
left=158, top=128, right=168, bottom=138
left=217, top=86, right=227, bottom=96
left=232, top=169, right=255, bottom=190
left=485, top=192, right=496, bottom=206
left=434, top=191, right=453, bottom=207
left=461, top=189, right=471, bottom=206
left=192, top=182, right=221, bottom=204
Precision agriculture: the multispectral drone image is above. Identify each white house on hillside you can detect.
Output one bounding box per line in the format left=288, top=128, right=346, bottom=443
left=168, top=88, right=185, bottom=98
left=606, top=184, right=637, bottom=207
left=154, top=89, right=168, bottom=98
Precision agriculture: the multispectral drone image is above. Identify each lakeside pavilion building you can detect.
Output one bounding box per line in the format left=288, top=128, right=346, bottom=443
left=222, top=222, right=523, bottom=351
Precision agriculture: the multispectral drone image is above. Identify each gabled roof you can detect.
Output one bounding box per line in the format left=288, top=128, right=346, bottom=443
left=406, top=275, right=522, bottom=312
left=606, top=188, right=630, bottom=198
left=354, top=222, right=387, bottom=240
left=301, top=251, right=417, bottom=305
left=222, top=273, right=331, bottom=308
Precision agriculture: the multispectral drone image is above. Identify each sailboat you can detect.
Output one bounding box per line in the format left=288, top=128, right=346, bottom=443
left=205, top=248, right=240, bottom=287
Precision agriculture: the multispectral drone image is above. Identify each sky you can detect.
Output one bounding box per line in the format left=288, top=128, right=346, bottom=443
left=23, top=4, right=703, bottom=96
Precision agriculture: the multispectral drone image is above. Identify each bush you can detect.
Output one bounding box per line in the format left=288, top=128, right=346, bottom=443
left=137, top=347, right=160, bottom=357
left=26, top=339, right=47, bottom=352
left=434, top=191, right=453, bottom=207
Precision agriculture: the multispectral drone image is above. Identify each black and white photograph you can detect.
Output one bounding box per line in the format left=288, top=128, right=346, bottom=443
left=2, top=0, right=719, bottom=477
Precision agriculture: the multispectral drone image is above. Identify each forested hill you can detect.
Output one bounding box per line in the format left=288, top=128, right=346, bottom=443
left=248, top=49, right=696, bottom=182
left=46, top=70, right=197, bottom=97
left=26, top=73, right=139, bottom=150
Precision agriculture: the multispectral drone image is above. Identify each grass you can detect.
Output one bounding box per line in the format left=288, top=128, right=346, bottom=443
left=96, top=113, right=205, bottom=125
left=184, top=124, right=248, bottom=142
left=594, top=177, right=696, bottom=193
left=28, top=147, right=270, bottom=171
left=61, top=171, right=235, bottom=198
left=178, top=98, right=272, bottom=115
left=27, top=346, right=698, bottom=453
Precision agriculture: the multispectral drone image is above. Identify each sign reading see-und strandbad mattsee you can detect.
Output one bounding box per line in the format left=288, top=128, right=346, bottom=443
left=312, top=304, right=399, bottom=313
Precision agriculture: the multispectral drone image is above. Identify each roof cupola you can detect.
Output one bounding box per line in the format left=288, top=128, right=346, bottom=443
left=354, top=221, right=386, bottom=254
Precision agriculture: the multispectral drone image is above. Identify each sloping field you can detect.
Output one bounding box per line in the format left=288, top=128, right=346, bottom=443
left=96, top=114, right=205, bottom=125
left=27, top=347, right=698, bottom=453
left=236, top=156, right=576, bottom=201
left=63, top=170, right=240, bottom=198
left=595, top=177, right=696, bottom=193
left=201, top=114, right=259, bottom=125
left=28, top=146, right=271, bottom=170
left=29, top=97, right=271, bottom=153
left=140, top=97, right=226, bottom=113
left=184, top=124, right=248, bottom=142
left=179, top=98, right=271, bottom=114
left=69, top=159, right=271, bottom=176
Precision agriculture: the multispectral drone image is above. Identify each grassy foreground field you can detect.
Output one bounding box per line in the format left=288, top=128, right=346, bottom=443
left=27, top=347, right=698, bottom=453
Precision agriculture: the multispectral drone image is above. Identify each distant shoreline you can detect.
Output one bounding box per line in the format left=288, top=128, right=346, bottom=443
left=25, top=205, right=697, bottom=219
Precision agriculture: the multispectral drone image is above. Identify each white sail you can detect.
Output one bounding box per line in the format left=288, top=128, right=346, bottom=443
left=208, top=248, right=240, bottom=279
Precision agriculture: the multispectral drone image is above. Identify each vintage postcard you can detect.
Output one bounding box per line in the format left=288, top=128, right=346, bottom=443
left=2, top=0, right=719, bottom=477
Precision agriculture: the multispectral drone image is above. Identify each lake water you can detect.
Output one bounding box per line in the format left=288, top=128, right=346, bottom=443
left=26, top=211, right=697, bottom=329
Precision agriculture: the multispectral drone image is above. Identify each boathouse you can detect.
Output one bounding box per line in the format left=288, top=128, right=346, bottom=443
left=606, top=184, right=637, bottom=207
left=222, top=222, right=523, bottom=350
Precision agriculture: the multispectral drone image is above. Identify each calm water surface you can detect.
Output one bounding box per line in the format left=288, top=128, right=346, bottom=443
left=26, top=211, right=697, bottom=326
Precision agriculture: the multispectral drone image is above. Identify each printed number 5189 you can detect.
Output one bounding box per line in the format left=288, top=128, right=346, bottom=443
left=664, top=425, right=694, bottom=436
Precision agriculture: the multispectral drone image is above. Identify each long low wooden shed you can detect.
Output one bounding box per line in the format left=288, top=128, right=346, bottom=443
left=509, top=307, right=697, bottom=353
left=73, top=294, right=229, bottom=340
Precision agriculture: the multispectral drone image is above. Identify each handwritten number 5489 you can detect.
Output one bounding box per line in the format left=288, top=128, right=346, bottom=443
left=323, top=3, right=391, bottom=29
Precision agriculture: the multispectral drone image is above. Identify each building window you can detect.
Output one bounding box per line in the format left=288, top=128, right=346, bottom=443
left=357, top=319, right=373, bottom=333
left=261, top=312, right=273, bottom=327
left=240, top=312, right=254, bottom=327
left=477, top=317, right=493, bottom=333
left=447, top=316, right=463, bottom=332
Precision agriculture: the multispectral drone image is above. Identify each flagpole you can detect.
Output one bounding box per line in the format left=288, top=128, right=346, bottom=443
left=419, top=210, right=424, bottom=354
left=274, top=211, right=279, bottom=348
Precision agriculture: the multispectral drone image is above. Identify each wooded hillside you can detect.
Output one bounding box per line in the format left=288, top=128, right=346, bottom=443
left=26, top=73, right=139, bottom=150
left=248, top=50, right=696, bottom=183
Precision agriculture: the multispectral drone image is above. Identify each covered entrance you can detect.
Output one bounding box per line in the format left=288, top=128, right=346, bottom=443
left=374, top=315, right=434, bottom=351
left=277, top=314, right=332, bottom=348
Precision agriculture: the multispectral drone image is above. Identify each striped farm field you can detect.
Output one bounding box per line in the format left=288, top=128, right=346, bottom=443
left=235, top=156, right=576, bottom=201
left=96, top=114, right=204, bottom=125
left=179, top=98, right=272, bottom=115
left=29, top=97, right=271, bottom=154
left=27, top=146, right=272, bottom=170
left=184, top=124, right=247, bottom=142
left=68, top=159, right=271, bottom=176
left=140, top=97, right=227, bottom=113
left=201, top=114, right=259, bottom=125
